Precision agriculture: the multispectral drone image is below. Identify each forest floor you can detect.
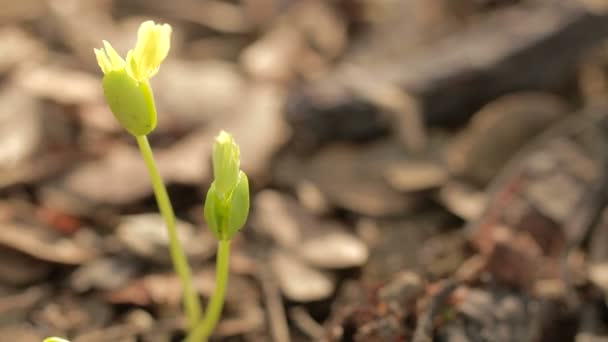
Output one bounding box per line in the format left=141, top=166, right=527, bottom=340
left=3, top=0, right=608, bottom=341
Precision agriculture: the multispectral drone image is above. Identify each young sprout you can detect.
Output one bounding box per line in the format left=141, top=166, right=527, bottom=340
left=43, top=338, right=70, bottom=342
left=94, top=21, right=202, bottom=328
left=187, top=131, right=250, bottom=342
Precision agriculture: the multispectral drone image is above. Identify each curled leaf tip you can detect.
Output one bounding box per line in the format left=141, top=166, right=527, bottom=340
left=93, top=21, right=171, bottom=82
left=94, top=48, right=111, bottom=74
left=130, top=20, right=172, bottom=81
left=94, top=41, right=125, bottom=74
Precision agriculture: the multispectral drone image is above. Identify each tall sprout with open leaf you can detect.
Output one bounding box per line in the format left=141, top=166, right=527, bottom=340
left=94, top=20, right=202, bottom=328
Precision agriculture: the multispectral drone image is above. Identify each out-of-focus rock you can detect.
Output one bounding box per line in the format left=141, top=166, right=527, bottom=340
left=270, top=250, right=335, bottom=302
left=446, top=92, right=568, bottom=185
left=116, top=213, right=215, bottom=265
left=0, top=0, right=47, bottom=21
left=362, top=215, right=444, bottom=282
left=0, top=28, right=45, bottom=74
left=0, top=87, right=42, bottom=188
left=159, top=129, right=216, bottom=185
left=70, top=256, right=139, bottom=292
left=0, top=248, right=52, bottom=287
left=161, top=84, right=289, bottom=185
left=295, top=179, right=331, bottom=215
left=77, top=102, right=123, bottom=134
left=0, top=286, right=49, bottom=326
left=296, top=231, right=368, bottom=269
left=32, top=292, right=112, bottom=334
left=385, top=159, right=448, bottom=192
left=14, top=64, right=101, bottom=105
left=253, top=190, right=368, bottom=269
left=106, top=268, right=260, bottom=315
left=437, top=181, right=486, bottom=221
left=419, top=231, right=468, bottom=278
left=224, top=84, right=290, bottom=184
left=241, top=0, right=346, bottom=82
left=0, top=324, right=44, bottom=342
left=484, top=225, right=544, bottom=289
left=0, top=223, right=97, bottom=265
left=525, top=169, right=585, bottom=223
left=588, top=263, right=608, bottom=293
left=438, top=287, right=540, bottom=342
left=290, top=0, right=346, bottom=61
left=378, top=271, right=423, bottom=305
left=241, top=23, right=303, bottom=82
left=47, top=0, right=127, bottom=66
left=306, top=141, right=419, bottom=216
left=252, top=190, right=301, bottom=247
left=60, top=145, right=152, bottom=205
left=154, top=60, right=246, bottom=131
left=137, top=0, right=251, bottom=33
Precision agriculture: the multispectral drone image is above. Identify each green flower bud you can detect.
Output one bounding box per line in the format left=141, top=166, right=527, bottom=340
left=204, top=131, right=250, bottom=240
left=94, top=21, right=171, bottom=136
left=212, top=131, right=240, bottom=197
left=102, top=69, right=157, bottom=136
left=204, top=172, right=250, bottom=240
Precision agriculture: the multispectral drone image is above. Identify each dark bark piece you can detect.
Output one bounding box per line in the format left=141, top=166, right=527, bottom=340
left=401, top=1, right=608, bottom=125
left=412, top=280, right=460, bottom=342
left=305, top=141, right=422, bottom=217
left=469, top=111, right=608, bottom=258
left=436, top=287, right=542, bottom=342
left=324, top=273, right=423, bottom=342
left=287, top=0, right=608, bottom=148
left=445, top=92, right=568, bottom=186
left=0, top=248, right=52, bottom=287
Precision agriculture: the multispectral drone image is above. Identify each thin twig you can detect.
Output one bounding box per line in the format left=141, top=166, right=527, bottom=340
left=412, top=280, right=459, bottom=342
left=260, top=266, right=291, bottom=342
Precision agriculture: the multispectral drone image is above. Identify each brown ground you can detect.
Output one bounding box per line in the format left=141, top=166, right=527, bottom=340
left=3, top=0, right=608, bottom=341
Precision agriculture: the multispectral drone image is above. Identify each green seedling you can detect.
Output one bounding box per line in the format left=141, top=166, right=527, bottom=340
left=94, top=20, right=202, bottom=329
left=186, top=131, right=250, bottom=342
left=44, top=20, right=250, bottom=342
left=86, top=20, right=250, bottom=342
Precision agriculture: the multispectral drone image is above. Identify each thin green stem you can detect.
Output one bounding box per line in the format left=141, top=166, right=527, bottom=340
left=186, top=240, right=231, bottom=342
left=135, top=134, right=202, bottom=327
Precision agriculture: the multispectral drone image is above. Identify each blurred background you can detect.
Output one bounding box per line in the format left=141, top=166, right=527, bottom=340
left=3, top=0, right=608, bottom=341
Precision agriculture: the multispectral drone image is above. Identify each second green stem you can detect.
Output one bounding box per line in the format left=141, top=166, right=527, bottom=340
left=136, top=134, right=202, bottom=327
left=186, top=239, right=231, bottom=342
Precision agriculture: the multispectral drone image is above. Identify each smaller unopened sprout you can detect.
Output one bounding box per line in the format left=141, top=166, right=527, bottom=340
left=204, top=130, right=250, bottom=241
left=43, top=338, right=70, bottom=342
left=187, top=131, right=250, bottom=342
